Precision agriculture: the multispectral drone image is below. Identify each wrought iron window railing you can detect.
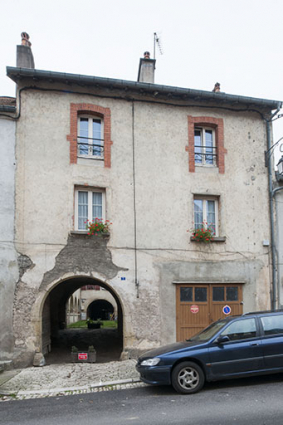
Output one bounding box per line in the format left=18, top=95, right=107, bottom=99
left=77, top=136, right=104, bottom=159
left=194, top=145, right=217, bottom=165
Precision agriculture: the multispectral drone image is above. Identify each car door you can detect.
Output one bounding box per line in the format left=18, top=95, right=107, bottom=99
left=208, top=317, right=264, bottom=379
left=260, top=314, right=283, bottom=369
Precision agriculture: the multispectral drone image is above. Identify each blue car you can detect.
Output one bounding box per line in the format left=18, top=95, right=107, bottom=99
left=136, top=310, right=283, bottom=394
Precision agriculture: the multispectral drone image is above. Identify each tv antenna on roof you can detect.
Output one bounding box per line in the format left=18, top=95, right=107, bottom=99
left=154, top=32, right=163, bottom=59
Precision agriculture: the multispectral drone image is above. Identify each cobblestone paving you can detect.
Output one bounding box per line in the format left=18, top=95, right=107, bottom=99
left=0, top=360, right=145, bottom=401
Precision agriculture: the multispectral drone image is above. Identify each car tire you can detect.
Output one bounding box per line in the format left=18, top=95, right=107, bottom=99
left=171, top=361, right=205, bottom=394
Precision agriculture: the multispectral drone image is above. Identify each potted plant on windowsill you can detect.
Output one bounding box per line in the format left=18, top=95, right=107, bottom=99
left=190, top=222, right=214, bottom=243
left=85, top=218, right=112, bottom=236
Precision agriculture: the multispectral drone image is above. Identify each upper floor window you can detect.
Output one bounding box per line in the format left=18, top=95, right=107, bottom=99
left=194, top=127, right=216, bottom=166
left=75, top=188, right=105, bottom=231
left=187, top=116, right=226, bottom=173
left=194, top=197, right=218, bottom=236
left=78, top=116, right=104, bottom=159
left=67, top=103, right=112, bottom=167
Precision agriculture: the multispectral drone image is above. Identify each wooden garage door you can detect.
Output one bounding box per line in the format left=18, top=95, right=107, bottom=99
left=176, top=284, right=243, bottom=341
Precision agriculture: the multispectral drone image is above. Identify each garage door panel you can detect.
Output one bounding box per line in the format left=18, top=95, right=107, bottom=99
left=176, top=284, right=243, bottom=342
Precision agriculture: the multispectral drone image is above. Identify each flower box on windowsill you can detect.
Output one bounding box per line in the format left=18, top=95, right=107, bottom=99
left=190, top=236, right=226, bottom=243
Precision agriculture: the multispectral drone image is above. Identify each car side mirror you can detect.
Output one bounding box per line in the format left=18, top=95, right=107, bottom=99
left=215, top=335, right=230, bottom=344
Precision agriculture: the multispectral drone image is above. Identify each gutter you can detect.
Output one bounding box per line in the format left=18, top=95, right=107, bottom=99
left=0, top=105, right=16, bottom=113
left=6, top=66, right=281, bottom=109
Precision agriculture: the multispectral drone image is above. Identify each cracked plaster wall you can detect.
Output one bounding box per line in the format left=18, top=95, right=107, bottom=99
left=0, top=118, right=18, bottom=359
left=11, top=89, right=273, bottom=364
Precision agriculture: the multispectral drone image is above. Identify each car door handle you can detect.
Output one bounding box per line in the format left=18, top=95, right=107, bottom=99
left=250, top=343, right=259, bottom=346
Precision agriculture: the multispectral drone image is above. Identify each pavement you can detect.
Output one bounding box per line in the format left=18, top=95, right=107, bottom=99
left=0, top=359, right=146, bottom=402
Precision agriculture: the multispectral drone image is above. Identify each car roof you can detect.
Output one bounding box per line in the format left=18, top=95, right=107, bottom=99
left=243, top=309, right=283, bottom=316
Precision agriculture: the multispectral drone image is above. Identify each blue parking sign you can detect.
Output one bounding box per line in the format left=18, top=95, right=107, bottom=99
left=223, top=305, right=231, bottom=315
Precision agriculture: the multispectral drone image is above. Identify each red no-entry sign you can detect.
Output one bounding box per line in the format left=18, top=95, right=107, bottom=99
left=190, top=305, right=199, bottom=314
left=78, top=353, right=88, bottom=360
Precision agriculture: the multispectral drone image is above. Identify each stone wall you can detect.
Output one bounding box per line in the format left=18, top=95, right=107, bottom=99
left=0, top=116, right=18, bottom=360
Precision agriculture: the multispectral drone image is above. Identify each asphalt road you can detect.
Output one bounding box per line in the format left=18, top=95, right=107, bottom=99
left=1, top=374, right=283, bottom=425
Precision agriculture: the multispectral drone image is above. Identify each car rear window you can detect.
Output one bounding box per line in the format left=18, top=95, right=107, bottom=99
left=260, top=315, right=283, bottom=336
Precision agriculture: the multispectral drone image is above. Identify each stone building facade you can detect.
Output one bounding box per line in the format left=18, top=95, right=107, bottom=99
left=1, top=38, right=282, bottom=367
left=0, top=97, right=18, bottom=367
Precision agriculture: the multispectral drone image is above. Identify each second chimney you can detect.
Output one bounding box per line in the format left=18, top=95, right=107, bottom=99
left=137, top=51, right=156, bottom=84
left=16, top=32, right=35, bottom=69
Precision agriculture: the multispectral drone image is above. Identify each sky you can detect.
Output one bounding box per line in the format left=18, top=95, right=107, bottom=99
left=1, top=0, right=283, bottom=162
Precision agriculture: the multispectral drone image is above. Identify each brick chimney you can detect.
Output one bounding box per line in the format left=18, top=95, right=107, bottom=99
left=137, top=51, right=156, bottom=83
left=212, top=82, right=221, bottom=93
left=16, top=32, right=35, bottom=69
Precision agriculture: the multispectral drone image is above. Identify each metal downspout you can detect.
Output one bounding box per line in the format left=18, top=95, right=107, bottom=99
left=132, top=102, right=139, bottom=298
left=266, top=118, right=278, bottom=310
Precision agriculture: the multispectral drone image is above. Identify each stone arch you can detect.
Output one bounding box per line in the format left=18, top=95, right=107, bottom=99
left=38, top=275, right=124, bottom=362
left=87, top=299, right=115, bottom=320
left=70, top=295, right=74, bottom=312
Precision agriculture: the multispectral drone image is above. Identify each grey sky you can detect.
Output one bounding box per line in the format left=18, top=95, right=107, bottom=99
left=1, top=0, right=282, bottom=160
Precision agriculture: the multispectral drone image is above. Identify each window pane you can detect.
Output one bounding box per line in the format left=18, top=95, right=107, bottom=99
left=92, top=192, right=102, bottom=219
left=226, top=287, right=238, bottom=301
left=92, top=119, right=102, bottom=156
left=180, top=287, right=193, bottom=302
left=79, top=118, right=89, bottom=155
left=221, top=319, right=257, bottom=341
left=194, top=200, right=203, bottom=230
left=261, top=315, right=283, bottom=336
left=205, top=130, right=213, bottom=164
left=206, top=200, right=216, bottom=235
left=195, top=287, right=207, bottom=302
left=78, top=191, right=88, bottom=229
left=213, top=287, right=224, bottom=301
left=194, top=129, right=202, bottom=164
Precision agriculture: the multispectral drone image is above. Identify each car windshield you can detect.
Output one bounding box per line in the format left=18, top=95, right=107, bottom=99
left=188, top=319, right=228, bottom=342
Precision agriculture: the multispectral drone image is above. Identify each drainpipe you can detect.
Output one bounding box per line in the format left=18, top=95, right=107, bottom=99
left=266, top=108, right=281, bottom=310
left=132, top=102, right=139, bottom=298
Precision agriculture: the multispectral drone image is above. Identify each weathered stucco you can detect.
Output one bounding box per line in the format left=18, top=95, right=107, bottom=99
left=0, top=117, right=18, bottom=360
left=7, top=80, right=275, bottom=365
left=41, top=234, right=126, bottom=290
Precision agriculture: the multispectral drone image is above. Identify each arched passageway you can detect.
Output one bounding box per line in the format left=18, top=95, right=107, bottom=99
left=88, top=300, right=114, bottom=320
left=42, top=276, right=123, bottom=364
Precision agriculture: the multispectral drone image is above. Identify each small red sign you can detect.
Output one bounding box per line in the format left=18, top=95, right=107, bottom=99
left=190, top=305, right=199, bottom=314
left=78, top=353, right=88, bottom=360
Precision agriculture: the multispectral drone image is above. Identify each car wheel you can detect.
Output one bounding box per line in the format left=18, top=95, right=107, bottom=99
left=172, top=361, right=205, bottom=394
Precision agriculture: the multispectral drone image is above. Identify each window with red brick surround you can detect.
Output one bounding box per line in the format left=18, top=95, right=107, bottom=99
left=67, top=103, right=112, bottom=167
left=187, top=116, right=226, bottom=173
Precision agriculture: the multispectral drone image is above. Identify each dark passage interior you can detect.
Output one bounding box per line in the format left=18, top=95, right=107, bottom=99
left=42, top=277, right=123, bottom=364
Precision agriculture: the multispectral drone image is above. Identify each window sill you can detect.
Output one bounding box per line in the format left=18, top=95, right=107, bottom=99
left=190, top=236, right=226, bottom=243
left=194, top=166, right=219, bottom=174
left=77, top=155, right=104, bottom=161
left=70, top=231, right=110, bottom=237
